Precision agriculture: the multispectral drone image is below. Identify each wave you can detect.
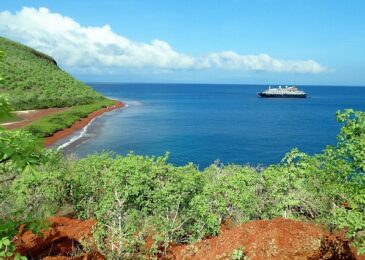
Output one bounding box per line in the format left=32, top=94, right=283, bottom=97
left=105, top=96, right=142, bottom=107
left=56, top=99, right=137, bottom=151
left=56, top=115, right=101, bottom=151
left=126, top=100, right=142, bottom=106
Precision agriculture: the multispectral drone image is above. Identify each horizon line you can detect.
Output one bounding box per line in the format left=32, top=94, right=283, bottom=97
left=84, top=81, right=365, bottom=88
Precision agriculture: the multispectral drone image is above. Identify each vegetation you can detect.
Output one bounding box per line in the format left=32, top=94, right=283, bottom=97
left=0, top=95, right=47, bottom=259
left=1, top=37, right=365, bottom=259
left=0, top=37, right=106, bottom=110
left=24, top=99, right=114, bottom=137
left=0, top=37, right=115, bottom=139
left=0, top=113, right=20, bottom=124
left=1, top=102, right=365, bottom=258
left=232, top=247, right=247, bottom=260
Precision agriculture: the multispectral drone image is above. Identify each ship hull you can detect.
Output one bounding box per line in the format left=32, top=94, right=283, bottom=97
left=258, top=93, right=306, bottom=98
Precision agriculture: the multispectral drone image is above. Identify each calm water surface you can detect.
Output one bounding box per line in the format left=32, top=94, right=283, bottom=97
left=59, top=84, right=365, bottom=168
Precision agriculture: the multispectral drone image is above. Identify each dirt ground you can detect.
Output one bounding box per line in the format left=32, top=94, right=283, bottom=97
left=14, top=217, right=104, bottom=260
left=44, top=100, right=124, bottom=146
left=14, top=217, right=365, bottom=260
left=166, top=218, right=365, bottom=260
left=1, top=100, right=124, bottom=148
left=1, top=108, right=67, bottom=130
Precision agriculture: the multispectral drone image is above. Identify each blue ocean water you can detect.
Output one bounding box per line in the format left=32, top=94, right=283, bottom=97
left=60, top=84, right=365, bottom=168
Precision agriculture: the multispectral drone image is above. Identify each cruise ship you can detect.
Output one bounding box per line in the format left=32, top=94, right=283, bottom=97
left=258, top=86, right=306, bottom=98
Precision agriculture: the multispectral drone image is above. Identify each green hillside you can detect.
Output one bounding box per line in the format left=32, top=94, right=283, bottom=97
left=0, top=36, right=105, bottom=110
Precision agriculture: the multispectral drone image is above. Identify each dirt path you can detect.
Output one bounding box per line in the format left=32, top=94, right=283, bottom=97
left=2, top=108, right=67, bottom=130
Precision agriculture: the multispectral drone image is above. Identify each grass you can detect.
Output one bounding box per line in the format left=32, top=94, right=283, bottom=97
left=0, top=36, right=105, bottom=110
left=0, top=37, right=117, bottom=140
left=0, top=112, right=20, bottom=124
left=24, top=99, right=115, bottom=137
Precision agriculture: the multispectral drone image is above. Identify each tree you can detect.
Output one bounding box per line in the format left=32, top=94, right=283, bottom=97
left=331, top=110, right=365, bottom=254
left=0, top=50, right=46, bottom=260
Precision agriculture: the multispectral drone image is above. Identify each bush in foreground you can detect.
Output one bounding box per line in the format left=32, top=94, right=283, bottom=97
left=1, top=109, right=365, bottom=258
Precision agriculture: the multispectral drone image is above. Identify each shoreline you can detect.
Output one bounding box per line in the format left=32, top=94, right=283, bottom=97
left=44, top=100, right=125, bottom=147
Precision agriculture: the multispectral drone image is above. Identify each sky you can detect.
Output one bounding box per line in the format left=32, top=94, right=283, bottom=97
left=0, top=0, right=364, bottom=85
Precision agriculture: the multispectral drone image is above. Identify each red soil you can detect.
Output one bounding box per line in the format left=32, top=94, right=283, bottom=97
left=2, top=108, right=67, bottom=130
left=14, top=217, right=105, bottom=260
left=13, top=217, right=365, bottom=259
left=166, top=218, right=365, bottom=260
left=2, top=100, right=124, bottom=148
left=44, top=100, right=124, bottom=147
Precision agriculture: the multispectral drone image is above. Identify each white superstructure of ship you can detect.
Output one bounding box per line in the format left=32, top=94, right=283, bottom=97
left=258, top=86, right=306, bottom=98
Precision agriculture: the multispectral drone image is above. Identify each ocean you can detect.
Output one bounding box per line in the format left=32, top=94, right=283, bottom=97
left=57, top=83, right=365, bottom=168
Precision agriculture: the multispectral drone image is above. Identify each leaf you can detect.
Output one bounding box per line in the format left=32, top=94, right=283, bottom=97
left=2, top=239, right=10, bottom=246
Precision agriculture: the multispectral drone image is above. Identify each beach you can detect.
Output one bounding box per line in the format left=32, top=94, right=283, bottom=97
left=44, top=100, right=124, bottom=147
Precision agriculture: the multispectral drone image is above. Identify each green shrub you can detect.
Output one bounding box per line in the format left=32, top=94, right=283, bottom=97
left=1, top=109, right=365, bottom=257
left=24, top=99, right=114, bottom=137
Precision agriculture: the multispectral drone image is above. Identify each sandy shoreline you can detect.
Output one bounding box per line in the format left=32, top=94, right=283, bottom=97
left=44, top=100, right=125, bottom=147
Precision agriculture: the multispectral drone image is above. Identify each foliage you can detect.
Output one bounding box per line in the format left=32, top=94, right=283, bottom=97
left=0, top=129, right=43, bottom=169
left=336, top=109, right=365, bottom=173
left=0, top=236, right=26, bottom=260
left=68, top=153, right=204, bottom=257
left=0, top=95, right=50, bottom=260
left=0, top=95, right=11, bottom=123
left=0, top=49, right=4, bottom=83
left=231, top=247, right=248, bottom=260
left=0, top=51, right=11, bottom=120
left=186, top=164, right=263, bottom=241
left=261, top=149, right=347, bottom=221
left=0, top=37, right=106, bottom=110
left=0, top=131, right=52, bottom=259
left=1, top=109, right=365, bottom=258
left=24, top=99, right=114, bottom=137
left=330, top=109, right=365, bottom=254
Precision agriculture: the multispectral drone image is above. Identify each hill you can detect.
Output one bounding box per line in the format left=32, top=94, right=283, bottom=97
left=0, top=36, right=117, bottom=138
left=0, top=36, right=104, bottom=110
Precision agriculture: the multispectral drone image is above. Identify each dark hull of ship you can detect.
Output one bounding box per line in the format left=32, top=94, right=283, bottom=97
left=258, top=93, right=306, bottom=98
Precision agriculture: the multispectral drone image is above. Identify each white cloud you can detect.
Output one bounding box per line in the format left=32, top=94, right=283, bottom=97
left=0, top=7, right=327, bottom=74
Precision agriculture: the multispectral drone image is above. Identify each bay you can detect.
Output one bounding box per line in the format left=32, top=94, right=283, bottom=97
left=60, top=83, right=365, bottom=168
